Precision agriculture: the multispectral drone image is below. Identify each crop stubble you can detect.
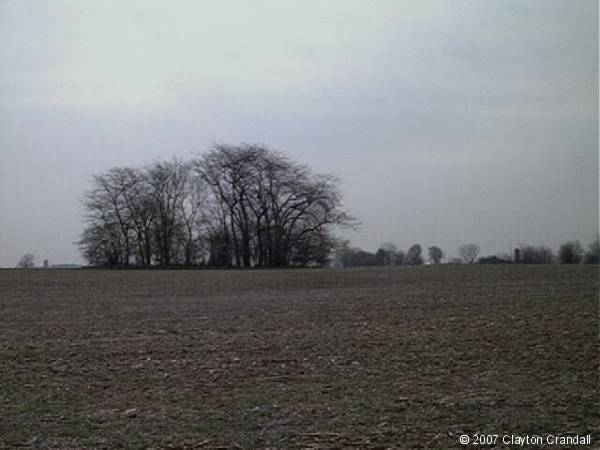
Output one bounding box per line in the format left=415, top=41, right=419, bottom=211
left=0, top=266, right=597, bottom=448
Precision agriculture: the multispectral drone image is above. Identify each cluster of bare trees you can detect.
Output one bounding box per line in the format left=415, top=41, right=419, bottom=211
left=79, top=144, right=354, bottom=267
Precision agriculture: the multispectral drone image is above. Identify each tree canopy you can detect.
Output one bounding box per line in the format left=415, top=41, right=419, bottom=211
left=79, top=144, right=355, bottom=267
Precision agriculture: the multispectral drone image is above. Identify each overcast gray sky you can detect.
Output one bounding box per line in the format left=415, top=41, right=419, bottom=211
left=0, top=0, right=598, bottom=267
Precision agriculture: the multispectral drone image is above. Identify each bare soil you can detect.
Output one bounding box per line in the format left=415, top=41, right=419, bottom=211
left=0, top=266, right=598, bottom=449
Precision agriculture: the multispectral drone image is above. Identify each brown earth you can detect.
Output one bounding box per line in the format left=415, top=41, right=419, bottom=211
left=0, top=266, right=598, bottom=449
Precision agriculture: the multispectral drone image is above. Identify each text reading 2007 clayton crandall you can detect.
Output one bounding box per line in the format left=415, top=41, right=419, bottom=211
left=459, top=433, right=591, bottom=446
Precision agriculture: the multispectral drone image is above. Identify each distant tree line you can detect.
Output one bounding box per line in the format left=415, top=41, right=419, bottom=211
left=335, top=242, right=444, bottom=267
left=510, top=240, right=599, bottom=265
left=334, top=237, right=600, bottom=268
left=78, top=144, right=354, bottom=267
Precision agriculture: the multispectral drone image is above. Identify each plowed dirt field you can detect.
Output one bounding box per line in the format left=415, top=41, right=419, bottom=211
left=0, top=266, right=597, bottom=448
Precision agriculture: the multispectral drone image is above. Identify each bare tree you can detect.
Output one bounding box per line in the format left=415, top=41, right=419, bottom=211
left=378, top=242, right=399, bottom=265
left=198, top=144, right=261, bottom=267
left=428, top=245, right=443, bottom=264
left=405, top=244, right=423, bottom=265
left=178, top=170, right=210, bottom=265
left=17, top=253, right=35, bottom=268
left=459, top=243, right=480, bottom=264
left=584, top=236, right=600, bottom=264
left=559, top=240, right=583, bottom=264
left=83, top=168, right=136, bottom=265
left=148, top=160, right=189, bottom=266
left=393, top=250, right=405, bottom=265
